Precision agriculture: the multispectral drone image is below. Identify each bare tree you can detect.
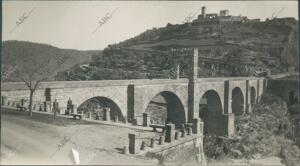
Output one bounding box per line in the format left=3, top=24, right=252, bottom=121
left=14, top=52, right=64, bottom=117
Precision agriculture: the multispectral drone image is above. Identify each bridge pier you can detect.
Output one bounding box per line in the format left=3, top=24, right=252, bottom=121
left=142, top=113, right=150, bottom=127
left=188, top=48, right=200, bottom=122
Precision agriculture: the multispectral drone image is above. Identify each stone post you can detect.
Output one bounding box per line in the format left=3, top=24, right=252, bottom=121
left=150, top=138, right=155, bottom=148
left=1, top=96, right=7, bottom=106
left=44, top=101, right=51, bottom=112
left=158, top=136, right=164, bottom=145
left=132, top=118, right=138, bottom=125
left=87, top=112, right=92, bottom=118
left=53, top=100, right=59, bottom=115
left=103, top=108, right=111, bottom=121
left=175, top=131, right=179, bottom=140
left=96, top=112, right=101, bottom=120
left=21, top=99, right=25, bottom=107
left=39, top=105, right=43, bottom=112
left=114, top=115, right=119, bottom=122
left=165, top=124, right=175, bottom=143
left=141, top=141, right=146, bottom=150
left=53, top=100, right=59, bottom=116
left=181, top=130, right=185, bottom=137
left=192, top=118, right=201, bottom=134
left=72, top=104, right=78, bottom=114
left=128, top=133, right=140, bottom=154
left=181, top=124, right=185, bottom=133
left=123, top=146, right=128, bottom=154
left=142, top=113, right=150, bottom=127
left=187, top=126, right=191, bottom=135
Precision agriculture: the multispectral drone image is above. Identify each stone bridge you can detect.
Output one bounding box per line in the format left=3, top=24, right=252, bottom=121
left=1, top=48, right=267, bottom=136
left=1, top=77, right=266, bottom=136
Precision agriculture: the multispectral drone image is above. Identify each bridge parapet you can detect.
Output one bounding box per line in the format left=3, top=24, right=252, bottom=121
left=1, top=77, right=265, bottom=91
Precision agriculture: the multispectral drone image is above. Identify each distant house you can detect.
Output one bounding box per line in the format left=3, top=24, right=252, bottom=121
left=194, top=6, right=248, bottom=23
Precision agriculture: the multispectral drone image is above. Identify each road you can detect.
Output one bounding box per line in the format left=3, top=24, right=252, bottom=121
left=1, top=109, right=157, bottom=165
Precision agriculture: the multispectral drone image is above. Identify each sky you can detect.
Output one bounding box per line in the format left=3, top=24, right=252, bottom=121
left=2, top=1, right=298, bottom=50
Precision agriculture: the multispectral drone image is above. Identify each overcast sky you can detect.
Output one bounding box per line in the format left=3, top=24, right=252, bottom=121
left=2, top=1, right=298, bottom=50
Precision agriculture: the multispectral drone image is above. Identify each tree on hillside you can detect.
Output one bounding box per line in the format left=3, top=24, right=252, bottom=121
left=14, top=52, right=65, bottom=117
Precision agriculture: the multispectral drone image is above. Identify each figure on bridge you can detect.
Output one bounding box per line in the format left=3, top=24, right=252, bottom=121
left=53, top=99, right=59, bottom=117
left=66, top=98, right=73, bottom=115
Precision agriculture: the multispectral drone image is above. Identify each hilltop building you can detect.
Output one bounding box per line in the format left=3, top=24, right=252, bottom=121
left=194, top=6, right=256, bottom=23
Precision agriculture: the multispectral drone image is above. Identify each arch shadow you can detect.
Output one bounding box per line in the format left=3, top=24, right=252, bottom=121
left=250, top=86, right=256, bottom=105
left=145, top=91, right=186, bottom=128
left=199, top=90, right=225, bottom=136
left=232, top=87, right=244, bottom=116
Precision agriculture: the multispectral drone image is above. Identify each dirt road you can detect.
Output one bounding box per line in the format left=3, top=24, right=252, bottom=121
left=1, top=109, right=157, bottom=165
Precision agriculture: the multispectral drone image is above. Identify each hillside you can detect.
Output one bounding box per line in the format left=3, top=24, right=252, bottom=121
left=60, top=17, right=298, bottom=80
left=1, top=40, right=100, bottom=82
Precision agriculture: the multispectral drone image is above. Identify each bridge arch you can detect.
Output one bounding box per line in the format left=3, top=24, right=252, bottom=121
left=70, top=88, right=127, bottom=122
left=199, top=89, right=224, bottom=136
left=145, top=91, right=186, bottom=128
left=77, top=96, right=125, bottom=122
left=231, top=87, right=244, bottom=116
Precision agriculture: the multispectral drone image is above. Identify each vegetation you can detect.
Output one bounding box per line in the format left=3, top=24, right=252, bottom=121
left=203, top=93, right=300, bottom=165
left=60, top=18, right=298, bottom=80
left=1, top=40, right=96, bottom=82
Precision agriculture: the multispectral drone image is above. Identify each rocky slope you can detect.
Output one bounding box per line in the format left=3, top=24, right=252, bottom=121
left=1, top=40, right=99, bottom=82
left=60, top=17, right=298, bottom=80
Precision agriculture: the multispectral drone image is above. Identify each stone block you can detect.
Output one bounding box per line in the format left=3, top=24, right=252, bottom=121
left=103, top=108, right=111, bottom=121
left=128, top=133, right=140, bottom=154
left=175, top=131, right=179, bottom=140
left=158, top=136, right=164, bottom=145
left=123, top=146, right=128, bottom=154
left=44, top=101, right=51, bottom=112
left=181, top=130, right=185, bottom=137
left=114, top=115, right=119, bottom=122
left=39, top=105, right=43, bottom=112
left=150, top=138, right=155, bottom=148
left=72, top=104, right=78, bottom=114
left=132, top=118, right=138, bottom=125
left=141, top=141, right=146, bottom=150
left=136, top=116, right=143, bottom=126
left=87, top=112, right=92, bottom=118
left=192, top=118, right=200, bottom=134
left=199, top=121, right=204, bottom=134
left=187, top=126, right=191, bottom=135
left=1, top=96, right=7, bottom=106
left=165, top=124, right=175, bottom=143
left=142, top=113, right=150, bottom=127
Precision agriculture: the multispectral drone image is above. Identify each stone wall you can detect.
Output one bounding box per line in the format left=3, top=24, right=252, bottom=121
left=144, top=136, right=206, bottom=165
